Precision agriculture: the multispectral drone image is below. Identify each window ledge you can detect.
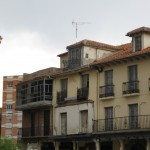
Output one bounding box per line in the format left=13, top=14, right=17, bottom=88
left=123, top=93, right=140, bottom=97
left=100, top=96, right=115, bottom=100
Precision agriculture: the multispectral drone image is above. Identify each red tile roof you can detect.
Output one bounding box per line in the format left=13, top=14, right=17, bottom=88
left=92, top=43, right=150, bottom=65
left=66, top=39, right=120, bottom=51
left=126, top=27, right=150, bottom=37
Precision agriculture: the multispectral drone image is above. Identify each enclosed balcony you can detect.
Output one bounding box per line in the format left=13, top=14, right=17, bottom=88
left=122, top=80, right=139, bottom=95
left=63, top=59, right=81, bottom=70
left=77, top=87, right=89, bottom=101
left=18, top=126, right=53, bottom=138
left=57, top=90, right=67, bottom=104
left=99, top=85, right=114, bottom=98
left=93, top=115, right=150, bottom=133
left=16, top=79, right=53, bottom=110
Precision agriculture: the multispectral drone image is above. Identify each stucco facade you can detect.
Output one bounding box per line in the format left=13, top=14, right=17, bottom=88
left=16, top=26, right=150, bottom=150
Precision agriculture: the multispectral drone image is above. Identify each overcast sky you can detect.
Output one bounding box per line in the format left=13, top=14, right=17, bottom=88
left=0, top=0, right=150, bottom=106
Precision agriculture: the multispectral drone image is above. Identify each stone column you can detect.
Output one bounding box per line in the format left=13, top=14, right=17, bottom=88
left=119, top=140, right=124, bottom=150
left=38, top=142, right=41, bottom=150
left=147, top=139, right=150, bottom=150
left=54, top=142, right=60, bottom=150
left=73, top=141, right=76, bottom=150
left=94, top=139, right=100, bottom=150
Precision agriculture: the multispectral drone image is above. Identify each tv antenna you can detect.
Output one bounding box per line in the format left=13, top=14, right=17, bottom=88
left=72, top=21, right=91, bottom=38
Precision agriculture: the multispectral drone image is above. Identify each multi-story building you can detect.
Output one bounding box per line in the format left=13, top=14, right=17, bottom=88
left=1, top=75, right=23, bottom=143
left=51, top=40, right=120, bottom=150
left=16, top=67, right=61, bottom=150
left=16, top=26, right=150, bottom=150
left=91, top=27, right=150, bottom=150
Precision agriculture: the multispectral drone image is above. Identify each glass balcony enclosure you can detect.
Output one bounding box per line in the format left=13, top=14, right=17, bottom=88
left=16, top=79, right=53, bottom=109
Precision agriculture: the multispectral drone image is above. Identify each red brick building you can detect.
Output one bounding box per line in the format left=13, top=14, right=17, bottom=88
left=1, top=75, right=23, bottom=143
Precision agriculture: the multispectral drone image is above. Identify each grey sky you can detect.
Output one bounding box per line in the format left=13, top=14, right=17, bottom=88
left=0, top=0, right=150, bottom=106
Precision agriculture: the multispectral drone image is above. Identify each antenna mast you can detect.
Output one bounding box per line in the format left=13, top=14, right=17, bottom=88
left=72, top=21, right=90, bottom=38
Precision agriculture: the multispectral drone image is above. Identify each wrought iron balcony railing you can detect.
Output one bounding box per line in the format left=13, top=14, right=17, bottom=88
left=77, top=87, right=89, bottom=101
left=122, top=80, right=139, bottom=94
left=57, top=90, right=67, bottom=103
left=18, top=126, right=53, bottom=138
left=99, top=85, right=114, bottom=98
left=93, top=115, right=150, bottom=132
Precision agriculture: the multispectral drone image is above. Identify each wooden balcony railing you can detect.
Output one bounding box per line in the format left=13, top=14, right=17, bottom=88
left=93, top=115, right=150, bottom=132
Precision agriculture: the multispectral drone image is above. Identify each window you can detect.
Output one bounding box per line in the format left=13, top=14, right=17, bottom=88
left=61, top=113, right=67, bottom=135
left=129, top=104, right=138, bottom=128
left=128, top=65, right=138, bottom=92
left=80, top=110, right=88, bottom=133
left=6, top=104, right=13, bottom=113
left=7, top=82, right=13, bottom=88
left=128, top=65, right=137, bottom=81
left=68, top=48, right=81, bottom=69
left=105, top=70, right=113, bottom=85
left=61, top=79, right=68, bottom=93
left=5, top=128, right=12, bottom=137
left=135, top=36, right=141, bottom=51
left=77, top=74, right=89, bottom=100
left=105, top=107, right=113, bottom=130
left=6, top=116, right=12, bottom=123
left=82, top=74, right=89, bottom=88
left=105, top=70, right=113, bottom=96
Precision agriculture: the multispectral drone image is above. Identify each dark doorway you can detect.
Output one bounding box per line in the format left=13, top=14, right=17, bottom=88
left=44, top=110, right=50, bottom=136
left=30, top=112, right=35, bottom=136
left=59, top=142, right=73, bottom=150
left=41, top=142, right=54, bottom=150
left=126, top=140, right=146, bottom=150
left=101, top=142, right=113, bottom=150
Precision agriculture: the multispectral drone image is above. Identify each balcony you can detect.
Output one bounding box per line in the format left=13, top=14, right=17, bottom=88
left=16, top=79, right=53, bottom=110
left=77, top=87, right=89, bottom=101
left=63, top=59, right=81, bottom=70
left=122, top=80, right=139, bottom=95
left=99, top=85, right=114, bottom=98
left=16, top=92, right=52, bottom=110
left=57, top=90, right=67, bottom=104
left=93, top=115, right=150, bottom=133
left=18, top=126, right=52, bottom=138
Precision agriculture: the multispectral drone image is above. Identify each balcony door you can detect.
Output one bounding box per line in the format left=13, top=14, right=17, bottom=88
left=105, top=107, right=113, bottom=131
left=105, top=70, right=113, bottom=96
left=61, top=79, right=68, bottom=100
left=30, top=112, right=35, bottom=136
left=61, top=113, right=67, bottom=135
left=82, top=74, right=89, bottom=88
left=80, top=110, right=88, bottom=133
left=128, top=65, right=137, bottom=91
left=129, top=104, right=138, bottom=129
left=44, top=110, right=50, bottom=136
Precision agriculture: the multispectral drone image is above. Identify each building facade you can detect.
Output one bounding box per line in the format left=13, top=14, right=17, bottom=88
left=16, top=68, right=61, bottom=150
left=1, top=75, right=23, bottom=143
left=16, top=26, right=150, bottom=150
left=91, top=27, right=150, bottom=150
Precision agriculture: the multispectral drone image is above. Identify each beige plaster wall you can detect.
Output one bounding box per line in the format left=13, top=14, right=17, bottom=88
left=98, top=58, right=150, bottom=120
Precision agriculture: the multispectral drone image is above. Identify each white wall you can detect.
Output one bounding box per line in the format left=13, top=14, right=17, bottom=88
left=54, top=102, right=93, bottom=135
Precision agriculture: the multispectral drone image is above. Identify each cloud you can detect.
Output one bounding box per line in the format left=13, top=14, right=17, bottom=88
left=0, top=30, right=60, bottom=106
